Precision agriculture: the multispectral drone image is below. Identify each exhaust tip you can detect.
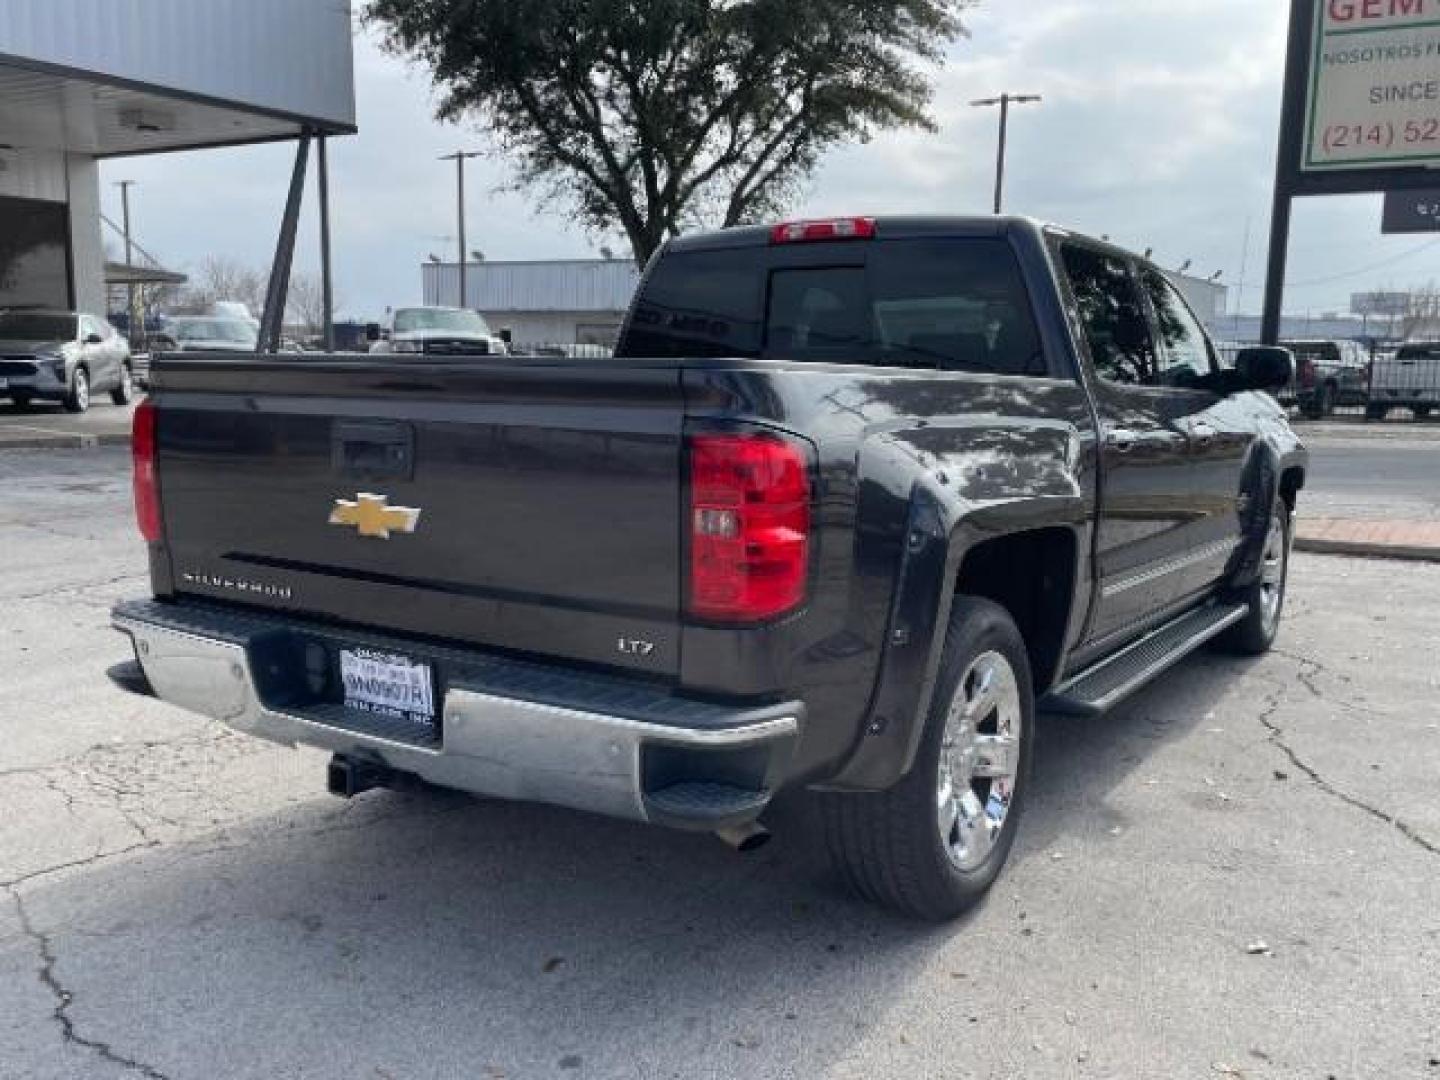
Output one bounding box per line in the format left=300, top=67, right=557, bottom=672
left=715, top=821, right=771, bottom=853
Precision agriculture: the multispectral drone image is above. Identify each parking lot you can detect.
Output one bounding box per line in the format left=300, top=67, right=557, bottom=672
left=0, top=445, right=1436, bottom=1080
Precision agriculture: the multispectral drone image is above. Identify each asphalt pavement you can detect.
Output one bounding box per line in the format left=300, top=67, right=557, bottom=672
left=1296, top=423, right=1440, bottom=521
left=1, top=447, right=1437, bottom=1079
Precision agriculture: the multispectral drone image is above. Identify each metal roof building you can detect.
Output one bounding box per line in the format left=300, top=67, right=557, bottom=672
left=0, top=0, right=354, bottom=324
left=424, top=259, right=640, bottom=348
left=419, top=256, right=1230, bottom=350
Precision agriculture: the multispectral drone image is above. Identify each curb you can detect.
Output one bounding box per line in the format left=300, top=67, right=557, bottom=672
left=1295, top=536, right=1440, bottom=564
left=0, top=432, right=131, bottom=451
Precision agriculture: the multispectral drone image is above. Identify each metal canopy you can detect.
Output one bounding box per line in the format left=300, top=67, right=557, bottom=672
left=0, top=0, right=355, bottom=157
left=0, top=59, right=344, bottom=158
left=104, top=261, right=187, bottom=288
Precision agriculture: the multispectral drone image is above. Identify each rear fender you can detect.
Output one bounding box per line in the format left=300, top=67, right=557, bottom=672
left=824, top=486, right=1087, bottom=792
left=823, top=484, right=957, bottom=791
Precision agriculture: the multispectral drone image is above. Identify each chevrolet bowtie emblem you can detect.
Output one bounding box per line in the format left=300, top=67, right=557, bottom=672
left=329, top=493, right=422, bottom=539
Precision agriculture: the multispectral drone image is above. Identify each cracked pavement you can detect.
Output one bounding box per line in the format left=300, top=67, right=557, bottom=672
left=2, top=448, right=1438, bottom=1080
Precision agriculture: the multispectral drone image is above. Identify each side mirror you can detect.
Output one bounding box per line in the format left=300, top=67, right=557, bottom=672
left=498, top=328, right=513, bottom=345
left=365, top=323, right=382, bottom=342
left=1235, top=346, right=1294, bottom=393
left=85, top=333, right=104, bottom=345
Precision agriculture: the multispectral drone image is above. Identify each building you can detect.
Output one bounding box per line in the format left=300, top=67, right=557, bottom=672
left=1164, top=271, right=1229, bottom=332
left=424, top=258, right=640, bottom=347
left=1220, top=315, right=1373, bottom=344
left=0, top=0, right=355, bottom=319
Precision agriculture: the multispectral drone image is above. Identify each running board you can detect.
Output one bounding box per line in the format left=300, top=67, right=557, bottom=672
left=1041, top=603, right=1248, bottom=718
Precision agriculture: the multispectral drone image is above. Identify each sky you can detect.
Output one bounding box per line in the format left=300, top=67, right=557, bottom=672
left=99, top=0, right=1440, bottom=322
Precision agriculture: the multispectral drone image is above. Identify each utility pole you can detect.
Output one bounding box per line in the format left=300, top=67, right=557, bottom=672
left=439, top=151, right=483, bottom=308
left=114, top=181, right=140, bottom=346
left=970, top=93, right=1042, bottom=215
left=318, top=136, right=335, bottom=350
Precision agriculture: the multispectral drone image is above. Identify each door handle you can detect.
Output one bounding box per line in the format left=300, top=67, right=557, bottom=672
left=1105, top=426, right=1139, bottom=453
left=1191, top=422, right=1218, bottom=445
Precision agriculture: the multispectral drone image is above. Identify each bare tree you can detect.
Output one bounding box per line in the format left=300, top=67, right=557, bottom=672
left=180, top=256, right=268, bottom=318
left=1401, top=282, right=1440, bottom=340
left=285, top=273, right=342, bottom=335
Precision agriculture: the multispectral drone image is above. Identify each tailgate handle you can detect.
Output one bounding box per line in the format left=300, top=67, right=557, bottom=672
left=333, top=421, right=414, bottom=480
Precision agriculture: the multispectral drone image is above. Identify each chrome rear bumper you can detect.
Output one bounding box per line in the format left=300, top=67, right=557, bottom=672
left=112, top=600, right=800, bottom=829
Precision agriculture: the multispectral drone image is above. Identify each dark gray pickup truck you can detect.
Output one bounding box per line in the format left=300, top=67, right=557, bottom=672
left=111, top=216, right=1305, bottom=920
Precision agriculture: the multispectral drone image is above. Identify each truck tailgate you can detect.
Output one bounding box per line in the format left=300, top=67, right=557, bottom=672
left=154, top=358, right=685, bottom=676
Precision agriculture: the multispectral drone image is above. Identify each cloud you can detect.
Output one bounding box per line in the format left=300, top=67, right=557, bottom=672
left=101, top=3, right=1440, bottom=319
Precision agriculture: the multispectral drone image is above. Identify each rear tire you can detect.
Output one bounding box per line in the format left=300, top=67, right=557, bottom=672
left=1217, top=494, right=1291, bottom=656
left=9, top=393, right=31, bottom=409
left=1365, top=404, right=1388, bottom=422
left=63, top=367, right=90, bottom=414
left=1415, top=406, right=1432, bottom=421
left=819, top=597, right=1035, bottom=921
left=110, top=364, right=135, bottom=406
left=1302, top=385, right=1334, bottom=420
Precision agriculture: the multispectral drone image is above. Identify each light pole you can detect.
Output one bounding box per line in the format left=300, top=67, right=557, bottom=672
left=969, top=93, right=1042, bottom=215
left=114, top=180, right=140, bottom=345
left=439, top=151, right=482, bottom=308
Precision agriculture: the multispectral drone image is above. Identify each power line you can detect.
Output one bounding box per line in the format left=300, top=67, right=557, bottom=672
left=99, top=213, right=168, bottom=270
left=1283, top=238, right=1440, bottom=288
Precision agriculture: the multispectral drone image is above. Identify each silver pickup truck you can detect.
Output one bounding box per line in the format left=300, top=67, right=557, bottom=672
left=368, top=306, right=509, bottom=357
left=1369, top=342, right=1440, bottom=420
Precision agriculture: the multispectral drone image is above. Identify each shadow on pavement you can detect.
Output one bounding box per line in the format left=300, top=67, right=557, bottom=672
left=15, top=650, right=1256, bottom=1078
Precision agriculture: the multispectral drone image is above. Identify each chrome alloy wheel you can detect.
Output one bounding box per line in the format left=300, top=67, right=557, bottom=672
left=73, top=369, right=90, bottom=410
left=1259, top=509, right=1289, bottom=633
left=937, top=650, right=1023, bottom=872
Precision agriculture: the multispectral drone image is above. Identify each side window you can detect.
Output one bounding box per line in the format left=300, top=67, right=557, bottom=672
left=79, top=316, right=101, bottom=342
left=1142, top=270, right=1213, bottom=387
left=1059, top=245, right=1155, bottom=385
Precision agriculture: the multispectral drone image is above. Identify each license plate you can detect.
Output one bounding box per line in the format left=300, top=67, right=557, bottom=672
left=339, top=648, right=437, bottom=730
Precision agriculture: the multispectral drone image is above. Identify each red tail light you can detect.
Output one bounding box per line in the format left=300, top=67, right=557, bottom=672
left=132, top=398, right=161, bottom=543
left=770, top=217, right=876, bottom=245
left=1298, top=358, right=1316, bottom=388
left=688, top=433, right=811, bottom=623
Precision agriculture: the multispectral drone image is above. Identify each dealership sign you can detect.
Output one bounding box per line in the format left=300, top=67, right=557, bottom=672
left=1382, top=186, right=1440, bottom=228
left=1351, top=290, right=1412, bottom=315
left=1304, top=0, right=1440, bottom=170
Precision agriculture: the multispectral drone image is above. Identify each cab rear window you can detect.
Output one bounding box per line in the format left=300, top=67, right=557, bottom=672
left=622, top=238, right=1046, bottom=376
left=1285, top=343, right=1341, bottom=364
left=1398, top=343, right=1440, bottom=361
